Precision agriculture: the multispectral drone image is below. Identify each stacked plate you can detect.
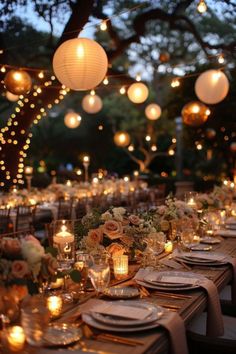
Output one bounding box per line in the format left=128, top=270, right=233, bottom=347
left=200, top=236, right=221, bottom=245
left=175, top=252, right=227, bottom=266
left=82, top=300, right=164, bottom=332
left=136, top=271, right=205, bottom=291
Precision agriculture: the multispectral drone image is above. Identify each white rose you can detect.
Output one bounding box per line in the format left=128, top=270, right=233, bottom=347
left=112, top=207, right=126, bottom=221
left=101, top=211, right=112, bottom=221
left=21, top=240, right=45, bottom=277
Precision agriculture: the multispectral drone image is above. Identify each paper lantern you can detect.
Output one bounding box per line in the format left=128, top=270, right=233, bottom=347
left=64, top=112, right=82, bottom=129
left=159, top=52, right=170, bottom=63
left=182, top=101, right=210, bottom=127
left=230, top=142, right=236, bottom=152
left=5, top=91, right=19, bottom=102
left=114, top=131, right=130, bottom=147
left=145, top=103, right=162, bottom=120
left=4, top=70, right=32, bottom=95
left=195, top=70, right=229, bottom=104
left=82, top=94, right=103, bottom=114
left=53, top=38, right=108, bottom=91
left=205, top=128, right=216, bottom=139
left=127, top=82, right=149, bottom=104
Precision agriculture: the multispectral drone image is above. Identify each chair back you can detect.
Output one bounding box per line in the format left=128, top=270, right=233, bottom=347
left=0, top=207, right=11, bottom=234
left=15, top=205, right=35, bottom=232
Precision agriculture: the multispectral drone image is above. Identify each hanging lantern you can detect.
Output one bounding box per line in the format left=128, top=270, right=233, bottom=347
left=64, top=112, right=82, bottom=128
left=82, top=94, right=103, bottom=114
left=145, top=103, right=162, bottom=120
left=4, top=70, right=32, bottom=95
left=127, top=82, right=149, bottom=104
left=230, top=142, right=236, bottom=152
left=5, top=91, right=19, bottom=102
left=195, top=70, right=229, bottom=104
left=159, top=52, right=170, bottom=63
left=114, top=131, right=130, bottom=147
left=182, top=101, right=210, bottom=127
left=53, top=38, right=108, bottom=91
left=205, top=128, right=216, bottom=139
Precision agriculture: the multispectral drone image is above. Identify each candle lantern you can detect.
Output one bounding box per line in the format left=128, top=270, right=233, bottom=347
left=185, top=191, right=198, bottom=209
left=127, top=82, right=149, bottom=104
left=113, top=255, right=129, bottom=280
left=53, top=220, right=75, bottom=265
left=82, top=93, right=103, bottom=114
left=145, top=103, right=162, bottom=120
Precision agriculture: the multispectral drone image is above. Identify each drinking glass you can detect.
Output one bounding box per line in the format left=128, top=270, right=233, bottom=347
left=180, top=228, right=200, bottom=250
left=21, top=296, right=50, bottom=347
left=88, top=255, right=110, bottom=295
left=74, top=251, right=94, bottom=293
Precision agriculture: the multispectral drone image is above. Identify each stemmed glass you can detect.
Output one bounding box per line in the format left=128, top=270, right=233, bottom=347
left=74, top=251, right=94, bottom=294
left=88, top=254, right=110, bottom=296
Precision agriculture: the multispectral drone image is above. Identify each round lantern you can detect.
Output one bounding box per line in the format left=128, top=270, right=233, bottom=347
left=6, top=91, right=19, bottom=102
left=182, top=101, right=210, bottom=127
left=205, top=128, right=216, bottom=139
left=230, top=142, right=236, bottom=152
left=195, top=70, right=229, bottom=104
left=159, top=52, right=170, bottom=63
left=145, top=103, right=162, bottom=120
left=114, top=131, right=131, bottom=147
left=82, top=94, right=103, bottom=114
left=127, top=82, right=149, bottom=104
left=4, top=70, right=32, bottom=95
left=64, top=112, right=82, bottom=128
left=53, top=38, right=108, bottom=91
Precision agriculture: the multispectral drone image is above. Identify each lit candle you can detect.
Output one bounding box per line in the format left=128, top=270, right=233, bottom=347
left=50, top=277, right=64, bottom=289
left=5, top=326, right=25, bottom=351
left=113, top=255, right=128, bottom=280
left=165, top=241, right=173, bottom=253
left=187, top=198, right=197, bottom=208
left=83, top=155, right=90, bottom=163
left=66, top=180, right=72, bottom=187
left=46, top=296, right=63, bottom=318
left=53, top=224, right=75, bottom=244
left=24, top=166, right=33, bottom=175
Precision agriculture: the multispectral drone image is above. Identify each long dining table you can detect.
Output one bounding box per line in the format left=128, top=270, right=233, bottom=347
left=15, top=237, right=236, bottom=354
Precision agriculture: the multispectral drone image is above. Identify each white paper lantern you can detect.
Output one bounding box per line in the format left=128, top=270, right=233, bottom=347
left=82, top=94, right=103, bottom=114
left=114, top=131, right=131, bottom=147
left=145, top=103, right=162, bottom=120
left=64, top=112, right=82, bottom=128
left=195, top=70, right=229, bottom=104
left=6, top=91, right=19, bottom=102
left=53, top=38, right=108, bottom=91
left=127, top=82, right=149, bottom=104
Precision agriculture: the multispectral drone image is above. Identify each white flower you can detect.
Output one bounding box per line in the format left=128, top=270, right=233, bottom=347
left=101, top=211, right=112, bottom=221
left=21, top=240, right=45, bottom=278
left=112, top=207, right=126, bottom=221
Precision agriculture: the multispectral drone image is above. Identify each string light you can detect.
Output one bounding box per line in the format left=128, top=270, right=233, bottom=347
left=136, top=73, right=141, bottom=82
left=119, top=86, right=126, bottom=94
left=100, top=20, right=108, bottom=31
left=103, top=77, right=109, bottom=85
left=218, top=54, right=225, bottom=64
left=172, top=138, right=177, bottom=143
left=151, top=144, right=157, bottom=152
left=171, top=78, right=180, bottom=88
left=197, top=0, right=207, bottom=13
left=90, top=89, right=95, bottom=96
left=128, top=144, right=134, bottom=152
left=168, top=148, right=175, bottom=156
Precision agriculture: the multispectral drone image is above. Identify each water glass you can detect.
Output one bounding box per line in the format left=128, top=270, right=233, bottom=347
left=21, top=297, right=50, bottom=347
left=74, top=251, right=94, bottom=293
left=88, top=256, right=110, bottom=294
left=180, top=228, right=199, bottom=250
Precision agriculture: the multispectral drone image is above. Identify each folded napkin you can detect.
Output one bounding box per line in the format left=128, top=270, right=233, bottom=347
left=225, top=256, right=236, bottom=306
left=81, top=298, right=188, bottom=354
left=135, top=268, right=224, bottom=338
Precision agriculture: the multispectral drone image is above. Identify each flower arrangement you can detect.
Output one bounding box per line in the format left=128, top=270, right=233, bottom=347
left=80, top=207, right=151, bottom=257
left=0, top=235, right=58, bottom=291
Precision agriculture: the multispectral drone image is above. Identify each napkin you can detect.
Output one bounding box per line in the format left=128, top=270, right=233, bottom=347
left=225, top=256, right=236, bottom=306
left=81, top=298, right=188, bottom=354
left=135, top=268, right=224, bottom=337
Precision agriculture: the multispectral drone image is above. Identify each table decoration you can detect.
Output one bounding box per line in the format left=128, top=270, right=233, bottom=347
left=165, top=241, right=173, bottom=253
left=2, top=325, right=25, bottom=352
left=112, top=255, right=128, bottom=280
left=46, top=295, right=63, bottom=318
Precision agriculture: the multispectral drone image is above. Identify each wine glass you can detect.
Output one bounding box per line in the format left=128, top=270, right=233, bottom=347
left=74, top=251, right=94, bottom=294
left=88, top=255, right=110, bottom=295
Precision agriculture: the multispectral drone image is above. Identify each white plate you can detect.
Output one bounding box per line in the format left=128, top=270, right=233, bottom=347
left=102, top=286, right=139, bottom=299
left=91, top=301, right=163, bottom=326
left=43, top=323, right=82, bottom=347
left=200, top=237, right=221, bottom=244
left=145, top=270, right=204, bottom=286
left=82, top=313, right=161, bottom=332
left=190, top=244, right=212, bottom=251
left=175, top=258, right=225, bottom=266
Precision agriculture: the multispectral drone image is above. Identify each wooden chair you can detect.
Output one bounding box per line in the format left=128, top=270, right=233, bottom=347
left=15, top=205, right=35, bottom=233
left=0, top=207, right=11, bottom=234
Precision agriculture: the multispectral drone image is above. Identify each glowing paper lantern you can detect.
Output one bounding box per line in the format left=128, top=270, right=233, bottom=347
left=127, top=82, right=149, bottom=104
left=182, top=101, right=210, bottom=127
left=159, top=52, right=170, bottom=63
left=53, top=38, right=108, bottom=91
left=205, top=128, right=216, bottom=139
left=82, top=94, right=103, bottom=114
left=6, top=91, right=19, bottom=102
left=4, top=70, right=32, bottom=95
left=145, top=103, right=162, bottom=120
left=195, top=70, right=229, bottom=104
left=230, top=142, right=236, bottom=152
left=114, top=131, right=130, bottom=147
left=64, top=112, right=82, bottom=129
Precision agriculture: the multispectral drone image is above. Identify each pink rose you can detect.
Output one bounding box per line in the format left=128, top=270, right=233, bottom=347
left=11, top=260, right=29, bottom=278
left=86, top=228, right=103, bottom=247
left=102, top=220, right=123, bottom=240
left=41, top=253, right=58, bottom=277
left=1, top=238, right=21, bottom=256
left=106, top=243, right=125, bottom=257
left=128, top=215, right=141, bottom=225
left=24, top=235, right=41, bottom=246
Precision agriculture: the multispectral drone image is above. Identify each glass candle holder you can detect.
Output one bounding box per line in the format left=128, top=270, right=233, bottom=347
left=113, top=255, right=129, bottom=280
left=46, top=296, right=63, bottom=318
left=3, top=326, right=26, bottom=352
left=53, top=220, right=75, bottom=269
left=165, top=241, right=173, bottom=253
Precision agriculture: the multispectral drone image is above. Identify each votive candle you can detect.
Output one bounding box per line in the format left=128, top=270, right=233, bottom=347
left=6, top=326, right=25, bottom=351
left=113, top=255, right=129, bottom=280
left=165, top=241, right=173, bottom=253
left=46, top=296, right=63, bottom=318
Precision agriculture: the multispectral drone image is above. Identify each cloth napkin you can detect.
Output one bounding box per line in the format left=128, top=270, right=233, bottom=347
left=135, top=268, right=224, bottom=338
left=80, top=298, right=188, bottom=354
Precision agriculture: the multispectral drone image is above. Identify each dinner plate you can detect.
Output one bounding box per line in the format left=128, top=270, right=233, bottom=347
left=102, top=286, right=139, bottom=299
left=43, top=323, right=82, bottom=347
left=82, top=313, right=161, bottom=332
left=200, top=237, right=221, bottom=244
left=91, top=301, right=163, bottom=326
left=190, top=244, right=212, bottom=251
left=175, top=258, right=226, bottom=267
left=136, top=279, right=196, bottom=291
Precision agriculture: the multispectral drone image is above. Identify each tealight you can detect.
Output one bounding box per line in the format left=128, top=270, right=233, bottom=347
left=46, top=296, right=63, bottom=318
left=5, top=326, right=25, bottom=351
left=164, top=241, right=173, bottom=253
left=113, top=255, right=129, bottom=280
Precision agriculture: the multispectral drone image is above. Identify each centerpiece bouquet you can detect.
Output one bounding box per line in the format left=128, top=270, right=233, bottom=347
left=79, top=207, right=154, bottom=258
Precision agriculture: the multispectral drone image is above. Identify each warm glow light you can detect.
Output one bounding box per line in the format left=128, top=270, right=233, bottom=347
left=5, top=326, right=25, bottom=351
left=171, top=78, right=180, bottom=88
left=196, top=143, right=203, bottom=150
left=136, top=73, right=141, bottom=82
left=82, top=93, right=103, bottom=114
left=182, top=101, right=210, bottom=127
left=119, top=86, right=126, bottom=94
left=6, top=91, right=19, bottom=102
left=145, top=103, right=162, bottom=120
left=4, top=70, right=32, bottom=95
left=113, top=255, right=129, bottom=279
left=103, top=77, right=109, bottom=85
left=218, top=54, right=225, bottom=64
left=197, top=0, right=207, bottom=13
left=24, top=166, right=33, bottom=175
left=151, top=144, right=157, bottom=151
left=127, top=82, right=149, bottom=104
left=114, top=131, right=131, bottom=147
left=145, top=135, right=151, bottom=142
left=47, top=296, right=63, bottom=318
left=124, top=176, right=130, bottom=182
left=64, top=112, right=82, bottom=128
left=76, top=169, right=82, bottom=176
left=168, top=148, right=175, bottom=156
left=83, top=155, right=90, bottom=163
left=128, top=144, right=134, bottom=152
left=53, top=38, right=108, bottom=91
left=100, top=20, right=107, bottom=31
